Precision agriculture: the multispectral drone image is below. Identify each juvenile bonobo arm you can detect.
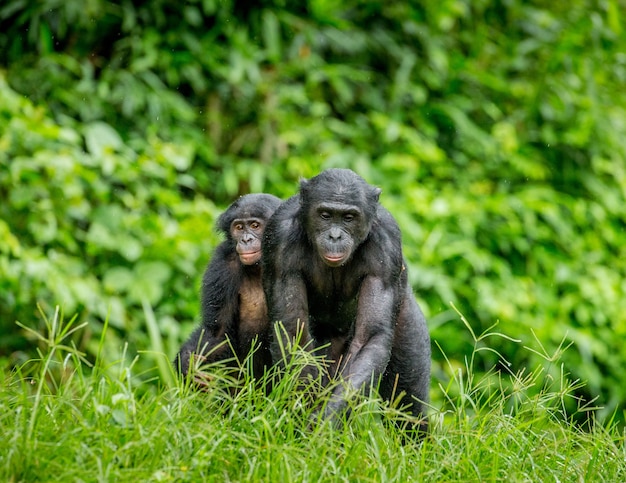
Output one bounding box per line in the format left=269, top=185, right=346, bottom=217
left=324, top=276, right=395, bottom=418
left=176, top=247, right=240, bottom=376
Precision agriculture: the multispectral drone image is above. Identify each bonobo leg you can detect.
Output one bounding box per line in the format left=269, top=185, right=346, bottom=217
left=379, top=292, right=430, bottom=434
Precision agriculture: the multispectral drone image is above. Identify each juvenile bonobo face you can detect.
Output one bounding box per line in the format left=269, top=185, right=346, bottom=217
left=232, top=218, right=265, bottom=265
left=217, top=193, right=282, bottom=266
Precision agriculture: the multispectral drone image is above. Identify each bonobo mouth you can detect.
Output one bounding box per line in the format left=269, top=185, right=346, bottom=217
left=323, top=254, right=346, bottom=266
left=239, top=250, right=261, bottom=264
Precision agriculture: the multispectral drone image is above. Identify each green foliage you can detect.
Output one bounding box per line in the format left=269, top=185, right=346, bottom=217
left=1, top=0, right=626, bottom=420
left=0, top=75, right=222, bottom=374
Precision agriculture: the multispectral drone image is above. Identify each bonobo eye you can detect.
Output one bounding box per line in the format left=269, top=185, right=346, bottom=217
left=234, top=222, right=244, bottom=231
left=320, top=212, right=331, bottom=220
left=343, top=213, right=355, bottom=222
left=250, top=221, right=261, bottom=230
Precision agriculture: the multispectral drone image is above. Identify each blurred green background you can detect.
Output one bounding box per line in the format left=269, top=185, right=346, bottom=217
left=1, top=0, right=625, bottom=422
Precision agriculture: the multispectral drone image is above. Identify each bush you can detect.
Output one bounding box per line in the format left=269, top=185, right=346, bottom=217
left=0, top=75, right=222, bottom=375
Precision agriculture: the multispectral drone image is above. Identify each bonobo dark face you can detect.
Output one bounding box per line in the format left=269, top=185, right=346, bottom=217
left=311, top=202, right=362, bottom=267
left=231, top=218, right=265, bottom=265
left=301, top=168, right=381, bottom=268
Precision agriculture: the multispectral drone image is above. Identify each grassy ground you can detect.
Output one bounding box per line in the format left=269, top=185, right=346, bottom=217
left=1, top=310, right=624, bottom=482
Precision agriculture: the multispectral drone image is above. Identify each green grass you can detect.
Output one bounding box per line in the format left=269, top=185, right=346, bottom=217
left=1, top=309, right=625, bottom=482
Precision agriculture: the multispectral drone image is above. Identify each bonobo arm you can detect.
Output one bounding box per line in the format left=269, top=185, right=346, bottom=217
left=199, top=246, right=241, bottom=332
left=262, top=198, right=319, bottom=374
left=324, top=275, right=395, bottom=418
left=268, top=271, right=320, bottom=378
left=175, top=244, right=240, bottom=375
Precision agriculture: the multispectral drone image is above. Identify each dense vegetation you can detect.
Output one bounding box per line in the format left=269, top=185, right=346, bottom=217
left=1, top=0, right=625, bottom=430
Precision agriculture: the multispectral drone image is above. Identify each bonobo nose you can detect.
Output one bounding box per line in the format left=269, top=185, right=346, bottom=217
left=329, top=228, right=342, bottom=240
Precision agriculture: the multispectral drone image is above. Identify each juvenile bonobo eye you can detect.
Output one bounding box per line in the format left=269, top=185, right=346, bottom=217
left=234, top=222, right=244, bottom=231
left=250, top=221, right=261, bottom=230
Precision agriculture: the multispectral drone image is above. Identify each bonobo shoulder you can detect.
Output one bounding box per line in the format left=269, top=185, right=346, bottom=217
left=369, top=206, right=402, bottom=248
left=265, top=195, right=303, bottom=239
left=270, top=195, right=300, bottom=221
left=354, top=205, right=403, bottom=274
left=373, top=204, right=400, bottom=231
left=263, top=195, right=299, bottom=249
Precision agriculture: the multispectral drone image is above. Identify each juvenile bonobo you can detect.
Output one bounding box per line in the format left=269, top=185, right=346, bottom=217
left=176, top=193, right=282, bottom=382
left=263, top=169, right=430, bottom=431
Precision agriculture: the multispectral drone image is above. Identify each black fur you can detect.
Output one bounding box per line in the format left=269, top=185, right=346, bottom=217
left=263, top=169, right=430, bottom=430
left=176, top=193, right=282, bottom=380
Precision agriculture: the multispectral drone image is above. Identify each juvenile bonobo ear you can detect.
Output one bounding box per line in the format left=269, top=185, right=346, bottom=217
left=217, top=206, right=236, bottom=234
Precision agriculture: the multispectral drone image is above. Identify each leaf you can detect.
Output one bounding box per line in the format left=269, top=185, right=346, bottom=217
left=103, top=267, right=134, bottom=294
left=262, top=9, right=281, bottom=62
left=84, top=122, right=123, bottom=158
left=127, top=261, right=172, bottom=305
left=160, top=142, right=194, bottom=171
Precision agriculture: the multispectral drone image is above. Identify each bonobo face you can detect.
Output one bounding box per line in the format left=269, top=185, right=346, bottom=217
left=310, top=202, right=365, bottom=267
left=300, top=169, right=380, bottom=268
left=231, top=218, right=265, bottom=265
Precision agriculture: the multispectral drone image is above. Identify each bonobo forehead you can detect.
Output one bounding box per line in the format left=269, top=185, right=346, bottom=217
left=315, top=201, right=361, bottom=214
left=218, top=193, right=282, bottom=233
left=234, top=194, right=281, bottom=218
left=300, top=168, right=381, bottom=211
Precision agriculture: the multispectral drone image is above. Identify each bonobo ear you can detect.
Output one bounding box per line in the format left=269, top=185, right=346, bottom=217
left=299, top=178, right=310, bottom=204
left=372, top=187, right=382, bottom=203
left=216, top=196, right=242, bottom=235
left=217, top=210, right=231, bottom=234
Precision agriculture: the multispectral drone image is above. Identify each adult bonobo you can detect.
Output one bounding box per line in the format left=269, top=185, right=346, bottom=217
left=176, top=193, right=282, bottom=382
left=263, top=168, right=430, bottom=431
